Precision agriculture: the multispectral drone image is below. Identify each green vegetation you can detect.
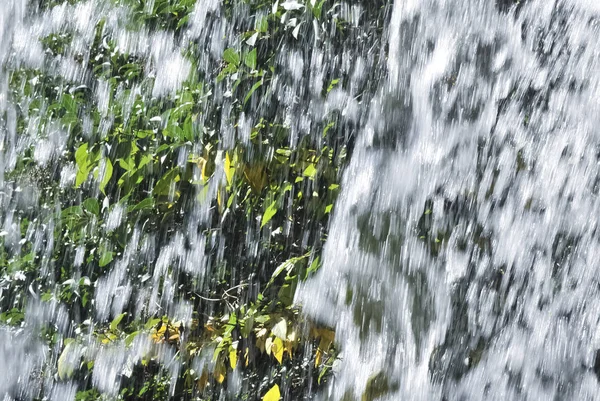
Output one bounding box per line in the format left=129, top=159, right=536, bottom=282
left=0, top=0, right=374, bottom=400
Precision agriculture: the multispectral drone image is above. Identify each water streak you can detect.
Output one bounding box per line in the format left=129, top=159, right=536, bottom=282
left=299, top=1, right=600, bottom=400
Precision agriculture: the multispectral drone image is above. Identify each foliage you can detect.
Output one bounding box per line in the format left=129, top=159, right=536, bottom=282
left=0, top=0, right=377, bottom=399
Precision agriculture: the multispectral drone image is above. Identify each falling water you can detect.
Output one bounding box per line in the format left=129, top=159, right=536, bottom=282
left=3, top=0, right=600, bottom=400
left=299, top=0, right=600, bottom=400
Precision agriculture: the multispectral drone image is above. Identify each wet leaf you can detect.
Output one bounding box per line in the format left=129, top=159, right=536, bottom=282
left=225, top=152, right=234, bottom=185
left=244, top=80, right=263, bottom=105
left=246, top=31, right=259, bottom=46
left=272, top=337, right=284, bottom=364
left=223, top=48, right=240, bottom=66
left=57, top=342, right=77, bottom=380
left=261, top=201, right=278, bottom=228
left=214, top=360, right=226, bottom=383
left=99, top=158, right=113, bottom=194
left=303, top=163, right=316, bottom=179
left=263, top=384, right=280, bottom=401
left=244, top=163, right=267, bottom=192
left=229, top=349, right=237, bottom=369
left=197, top=370, right=209, bottom=391
left=99, top=250, right=113, bottom=267
left=153, top=167, right=180, bottom=196
left=271, top=318, right=287, bottom=340
left=125, top=331, right=139, bottom=346
left=265, top=336, right=274, bottom=356
left=82, top=198, right=100, bottom=215
left=110, top=312, right=126, bottom=332
left=75, top=143, right=90, bottom=187
left=244, top=48, right=257, bottom=70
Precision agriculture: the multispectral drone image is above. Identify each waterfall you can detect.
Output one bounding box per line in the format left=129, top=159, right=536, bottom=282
left=3, top=0, right=600, bottom=400
left=298, top=1, right=600, bottom=400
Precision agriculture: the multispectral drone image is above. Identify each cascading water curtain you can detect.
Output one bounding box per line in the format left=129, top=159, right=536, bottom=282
left=4, top=1, right=600, bottom=401
left=299, top=1, right=600, bottom=400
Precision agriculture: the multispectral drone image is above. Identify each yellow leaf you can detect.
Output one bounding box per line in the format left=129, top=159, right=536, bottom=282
left=244, top=163, right=267, bottom=193
left=229, top=349, right=237, bottom=369
left=194, top=156, right=207, bottom=181
left=318, top=335, right=334, bottom=354
left=265, top=336, right=273, bottom=356
left=263, top=384, right=281, bottom=401
left=244, top=347, right=249, bottom=367
left=256, top=335, right=266, bottom=353
left=151, top=325, right=167, bottom=343
left=214, top=360, right=226, bottom=384
left=205, top=321, right=216, bottom=332
left=312, top=327, right=335, bottom=342
left=225, top=152, right=234, bottom=185
left=312, top=327, right=335, bottom=367
left=285, top=340, right=294, bottom=359
left=272, top=337, right=284, bottom=364
left=315, top=348, right=322, bottom=367
left=197, top=370, right=209, bottom=391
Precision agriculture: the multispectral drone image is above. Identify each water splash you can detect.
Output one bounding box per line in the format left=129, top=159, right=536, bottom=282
left=298, top=1, right=600, bottom=400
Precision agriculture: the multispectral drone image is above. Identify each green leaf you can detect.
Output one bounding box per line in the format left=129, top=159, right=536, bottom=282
left=244, top=80, right=263, bottom=105
left=223, top=48, right=240, bottom=66
left=128, top=197, right=154, bottom=212
left=257, top=16, right=268, bottom=33
left=99, top=250, right=113, bottom=267
left=261, top=200, right=278, bottom=228
left=75, top=143, right=90, bottom=187
left=144, top=318, right=161, bottom=330
left=312, top=0, right=326, bottom=19
left=135, top=129, right=153, bottom=139
left=61, top=206, right=84, bottom=229
left=267, top=252, right=310, bottom=287
left=327, top=78, right=340, bottom=94
left=183, top=115, right=194, bottom=141
left=99, top=159, right=113, bottom=194
left=303, top=163, right=317, bottom=179
left=125, top=331, right=140, bottom=346
left=217, top=63, right=237, bottom=82
left=323, top=121, right=335, bottom=137
left=255, top=314, right=270, bottom=324
left=110, top=312, right=127, bottom=332
left=307, top=256, right=320, bottom=276
left=82, top=198, right=99, bottom=215
left=119, top=157, right=134, bottom=172
left=153, top=168, right=180, bottom=196
left=176, top=14, right=190, bottom=30
left=244, top=48, right=257, bottom=70
left=75, top=143, right=88, bottom=166
left=278, top=282, right=296, bottom=306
